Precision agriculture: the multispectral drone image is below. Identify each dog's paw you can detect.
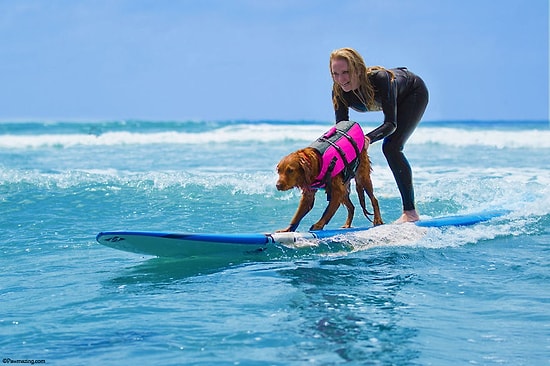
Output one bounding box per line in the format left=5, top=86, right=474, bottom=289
left=309, top=223, right=325, bottom=231
left=276, top=224, right=299, bottom=232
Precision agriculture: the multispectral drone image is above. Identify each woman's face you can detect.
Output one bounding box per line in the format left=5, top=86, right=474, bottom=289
left=331, top=58, right=358, bottom=92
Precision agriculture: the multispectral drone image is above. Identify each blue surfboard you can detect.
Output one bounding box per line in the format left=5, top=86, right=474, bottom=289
left=96, top=210, right=508, bottom=258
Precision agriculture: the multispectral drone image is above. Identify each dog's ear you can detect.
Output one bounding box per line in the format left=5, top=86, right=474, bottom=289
left=299, top=151, right=316, bottom=186
left=299, top=158, right=310, bottom=177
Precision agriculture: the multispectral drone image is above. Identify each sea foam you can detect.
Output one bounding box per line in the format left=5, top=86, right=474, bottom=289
left=1, top=124, right=548, bottom=149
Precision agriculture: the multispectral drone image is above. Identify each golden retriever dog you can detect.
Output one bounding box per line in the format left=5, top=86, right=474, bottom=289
left=276, top=121, right=383, bottom=232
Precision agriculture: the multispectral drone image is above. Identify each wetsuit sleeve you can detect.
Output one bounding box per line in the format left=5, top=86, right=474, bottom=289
left=333, top=92, right=349, bottom=122
left=365, top=70, right=398, bottom=143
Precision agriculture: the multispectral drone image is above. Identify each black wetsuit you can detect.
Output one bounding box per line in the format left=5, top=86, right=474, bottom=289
left=334, top=67, right=429, bottom=211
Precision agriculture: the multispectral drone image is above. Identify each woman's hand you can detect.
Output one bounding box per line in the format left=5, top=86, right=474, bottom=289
left=364, top=136, right=371, bottom=150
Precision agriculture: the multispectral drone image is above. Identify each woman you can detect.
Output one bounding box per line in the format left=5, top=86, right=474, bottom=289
left=330, top=47, right=428, bottom=223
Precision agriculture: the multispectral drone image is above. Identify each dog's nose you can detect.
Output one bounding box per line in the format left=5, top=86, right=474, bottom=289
left=276, top=182, right=284, bottom=190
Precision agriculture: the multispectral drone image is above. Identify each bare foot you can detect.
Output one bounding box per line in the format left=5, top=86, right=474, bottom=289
left=394, top=209, right=420, bottom=224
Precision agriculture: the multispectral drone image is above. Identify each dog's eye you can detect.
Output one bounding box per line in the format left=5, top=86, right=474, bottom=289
left=286, top=168, right=294, bottom=174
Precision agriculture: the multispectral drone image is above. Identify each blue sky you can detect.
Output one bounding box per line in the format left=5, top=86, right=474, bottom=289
left=0, top=0, right=548, bottom=122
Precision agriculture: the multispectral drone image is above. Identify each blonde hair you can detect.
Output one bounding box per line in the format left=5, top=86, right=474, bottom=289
left=329, top=47, right=394, bottom=110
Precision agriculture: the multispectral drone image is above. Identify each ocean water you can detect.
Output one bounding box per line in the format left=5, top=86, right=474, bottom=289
left=0, top=119, right=548, bottom=365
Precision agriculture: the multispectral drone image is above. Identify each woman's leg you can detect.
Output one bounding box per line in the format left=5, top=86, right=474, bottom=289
left=382, top=81, right=428, bottom=221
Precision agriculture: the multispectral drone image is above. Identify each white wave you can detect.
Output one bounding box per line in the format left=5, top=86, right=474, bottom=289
left=1, top=166, right=546, bottom=247
left=0, top=124, right=328, bottom=149
left=412, top=165, right=550, bottom=215
left=0, top=124, right=548, bottom=149
left=0, top=168, right=278, bottom=196
left=289, top=217, right=506, bottom=252
left=347, top=223, right=429, bottom=249
left=2, top=164, right=547, bottom=205
left=410, top=127, right=550, bottom=149
left=307, top=207, right=536, bottom=252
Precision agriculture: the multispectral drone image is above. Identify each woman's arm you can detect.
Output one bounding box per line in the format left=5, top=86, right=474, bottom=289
left=365, top=70, right=397, bottom=143
left=334, top=92, right=350, bottom=123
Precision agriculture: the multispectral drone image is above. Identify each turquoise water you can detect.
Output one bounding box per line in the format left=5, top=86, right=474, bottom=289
left=1, top=120, right=549, bottom=365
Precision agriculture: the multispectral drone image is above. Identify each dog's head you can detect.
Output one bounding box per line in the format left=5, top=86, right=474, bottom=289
left=276, top=148, right=318, bottom=191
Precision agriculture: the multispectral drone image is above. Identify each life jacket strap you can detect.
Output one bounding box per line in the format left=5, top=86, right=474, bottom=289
left=309, top=120, right=365, bottom=190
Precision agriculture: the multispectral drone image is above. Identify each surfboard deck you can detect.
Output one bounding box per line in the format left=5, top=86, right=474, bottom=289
left=96, top=210, right=508, bottom=258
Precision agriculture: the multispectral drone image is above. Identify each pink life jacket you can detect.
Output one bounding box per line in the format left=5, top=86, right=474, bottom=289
left=309, top=120, right=365, bottom=189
